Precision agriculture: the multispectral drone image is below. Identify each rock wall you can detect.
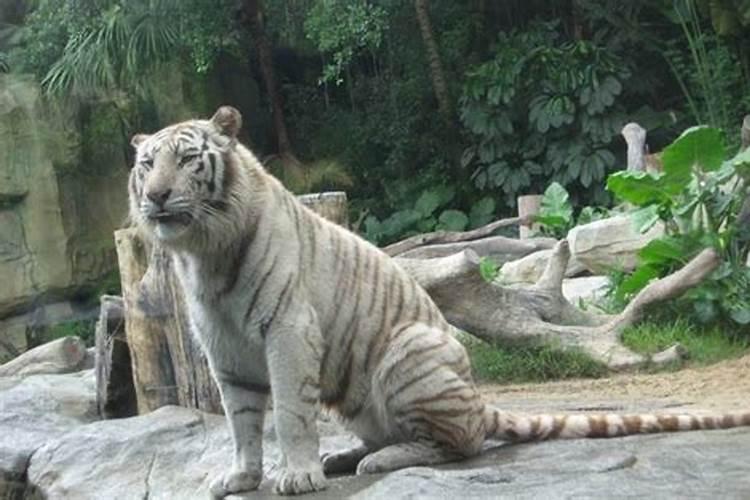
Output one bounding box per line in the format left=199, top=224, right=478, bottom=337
left=0, top=75, right=128, bottom=359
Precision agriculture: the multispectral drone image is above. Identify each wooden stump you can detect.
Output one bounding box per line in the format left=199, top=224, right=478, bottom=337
left=518, top=195, right=542, bottom=239
left=115, top=229, right=178, bottom=414
left=298, top=191, right=349, bottom=227
left=95, top=294, right=137, bottom=418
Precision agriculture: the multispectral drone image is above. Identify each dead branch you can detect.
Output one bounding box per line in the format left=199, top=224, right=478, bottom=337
left=396, top=242, right=721, bottom=371
left=383, top=215, right=533, bottom=257
left=396, top=235, right=556, bottom=261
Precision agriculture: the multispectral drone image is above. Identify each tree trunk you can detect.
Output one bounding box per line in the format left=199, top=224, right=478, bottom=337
left=114, top=230, right=179, bottom=414
left=240, top=0, right=296, bottom=161
left=95, top=295, right=137, bottom=419
left=414, top=0, right=451, bottom=117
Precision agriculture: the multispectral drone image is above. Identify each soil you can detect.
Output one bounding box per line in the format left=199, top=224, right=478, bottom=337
left=479, top=353, right=750, bottom=413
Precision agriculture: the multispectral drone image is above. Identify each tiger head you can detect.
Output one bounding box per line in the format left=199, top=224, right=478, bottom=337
left=128, top=106, right=245, bottom=247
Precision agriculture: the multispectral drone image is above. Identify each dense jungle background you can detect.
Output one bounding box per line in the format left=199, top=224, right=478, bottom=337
left=3, top=0, right=750, bottom=370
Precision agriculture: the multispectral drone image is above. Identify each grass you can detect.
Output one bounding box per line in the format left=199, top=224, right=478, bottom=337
left=458, top=333, right=608, bottom=384
left=43, top=319, right=97, bottom=347
left=460, top=318, right=750, bottom=384
left=621, top=318, right=750, bottom=368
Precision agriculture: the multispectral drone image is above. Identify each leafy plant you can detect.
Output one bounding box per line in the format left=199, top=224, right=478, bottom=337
left=459, top=21, right=638, bottom=208
left=363, top=186, right=496, bottom=245
left=534, top=182, right=611, bottom=238
left=607, top=125, right=750, bottom=331
left=479, top=257, right=500, bottom=283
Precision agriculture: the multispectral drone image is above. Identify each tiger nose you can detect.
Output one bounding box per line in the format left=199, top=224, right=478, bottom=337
left=146, top=188, right=172, bottom=206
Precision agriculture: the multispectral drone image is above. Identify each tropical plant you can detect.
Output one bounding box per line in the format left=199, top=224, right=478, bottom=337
left=362, top=186, right=496, bottom=246
left=607, top=125, right=750, bottom=329
left=534, top=182, right=611, bottom=239
left=459, top=21, right=636, bottom=209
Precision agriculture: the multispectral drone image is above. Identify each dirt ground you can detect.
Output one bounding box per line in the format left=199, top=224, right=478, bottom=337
left=479, top=353, right=750, bottom=413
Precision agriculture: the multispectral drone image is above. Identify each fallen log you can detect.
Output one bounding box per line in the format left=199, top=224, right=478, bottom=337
left=397, top=241, right=721, bottom=370
left=383, top=215, right=532, bottom=257
left=0, top=336, right=87, bottom=377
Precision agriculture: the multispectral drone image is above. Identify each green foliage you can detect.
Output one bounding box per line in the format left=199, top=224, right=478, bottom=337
left=459, top=21, right=636, bottom=208
left=607, top=125, right=750, bottom=332
left=44, top=319, right=96, bottom=347
left=305, top=0, right=387, bottom=85
left=478, top=258, right=500, bottom=283
left=534, top=182, right=611, bottom=238
left=660, top=1, right=750, bottom=141
left=459, top=333, right=608, bottom=383
left=622, top=318, right=750, bottom=367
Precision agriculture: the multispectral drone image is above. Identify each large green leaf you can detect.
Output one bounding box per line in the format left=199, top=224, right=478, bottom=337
left=539, top=182, right=573, bottom=223
left=606, top=171, right=673, bottom=205
left=437, top=210, right=469, bottom=231
left=660, top=126, right=725, bottom=188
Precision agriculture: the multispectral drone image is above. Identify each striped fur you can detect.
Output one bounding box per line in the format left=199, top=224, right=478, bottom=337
left=128, top=107, right=750, bottom=497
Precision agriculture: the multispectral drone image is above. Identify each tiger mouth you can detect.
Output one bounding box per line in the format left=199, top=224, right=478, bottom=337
left=148, top=211, right=192, bottom=225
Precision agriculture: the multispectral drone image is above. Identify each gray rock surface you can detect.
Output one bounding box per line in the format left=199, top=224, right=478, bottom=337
left=562, top=276, right=611, bottom=306
left=0, top=337, right=87, bottom=377
left=567, top=215, right=664, bottom=274
left=500, top=248, right=587, bottom=284
left=355, top=429, right=750, bottom=499
left=3, top=368, right=749, bottom=499
left=0, top=74, right=127, bottom=346
left=0, top=370, right=97, bottom=499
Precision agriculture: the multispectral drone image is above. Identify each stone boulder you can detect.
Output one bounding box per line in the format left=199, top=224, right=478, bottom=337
left=500, top=249, right=587, bottom=284
left=562, top=276, right=611, bottom=306
left=0, top=370, right=97, bottom=499
left=0, top=74, right=128, bottom=350
left=15, top=392, right=750, bottom=500
left=0, top=337, right=88, bottom=377
left=567, top=215, right=664, bottom=274
left=26, top=406, right=363, bottom=500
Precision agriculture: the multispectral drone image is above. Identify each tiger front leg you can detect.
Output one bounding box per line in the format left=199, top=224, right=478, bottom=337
left=265, top=319, right=326, bottom=495
left=209, top=374, right=269, bottom=498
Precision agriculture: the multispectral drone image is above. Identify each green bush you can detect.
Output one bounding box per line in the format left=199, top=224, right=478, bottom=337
left=459, top=21, right=637, bottom=208
left=607, top=125, right=750, bottom=332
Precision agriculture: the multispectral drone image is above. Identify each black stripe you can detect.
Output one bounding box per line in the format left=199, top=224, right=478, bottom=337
left=220, top=230, right=254, bottom=295
left=207, top=153, right=217, bottom=193
left=232, top=405, right=264, bottom=416
left=260, top=274, right=295, bottom=338
left=244, top=249, right=279, bottom=325
left=218, top=373, right=270, bottom=394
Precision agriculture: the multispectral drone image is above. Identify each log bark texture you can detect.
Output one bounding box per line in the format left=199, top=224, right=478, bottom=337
left=114, top=229, right=178, bottom=414
left=95, top=294, right=137, bottom=419
left=0, top=335, right=86, bottom=377
left=397, top=241, right=721, bottom=370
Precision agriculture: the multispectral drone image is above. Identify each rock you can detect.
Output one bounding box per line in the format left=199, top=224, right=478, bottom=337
left=26, top=406, right=362, bottom=500
left=0, top=74, right=127, bottom=326
left=562, top=276, right=611, bottom=306
left=354, top=429, right=750, bottom=499
left=567, top=215, right=664, bottom=274
left=17, top=393, right=750, bottom=499
left=0, top=337, right=87, bottom=377
left=500, top=249, right=587, bottom=284
left=0, top=370, right=97, bottom=499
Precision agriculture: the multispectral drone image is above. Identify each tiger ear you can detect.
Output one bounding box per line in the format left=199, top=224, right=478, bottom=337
left=211, top=106, right=242, bottom=138
left=130, top=134, right=149, bottom=148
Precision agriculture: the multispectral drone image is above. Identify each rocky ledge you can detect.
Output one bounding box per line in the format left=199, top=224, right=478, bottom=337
left=1, top=367, right=749, bottom=499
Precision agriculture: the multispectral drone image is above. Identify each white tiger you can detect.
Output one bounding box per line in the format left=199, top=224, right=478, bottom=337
left=128, top=106, right=750, bottom=497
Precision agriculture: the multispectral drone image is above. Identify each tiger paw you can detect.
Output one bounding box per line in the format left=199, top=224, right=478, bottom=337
left=274, top=467, right=327, bottom=495
left=209, top=470, right=262, bottom=499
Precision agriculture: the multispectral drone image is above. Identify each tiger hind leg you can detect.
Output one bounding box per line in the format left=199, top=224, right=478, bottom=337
left=366, top=323, right=486, bottom=473
left=355, top=441, right=463, bottom=474
left=322, top=444, right=371, bottom=475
